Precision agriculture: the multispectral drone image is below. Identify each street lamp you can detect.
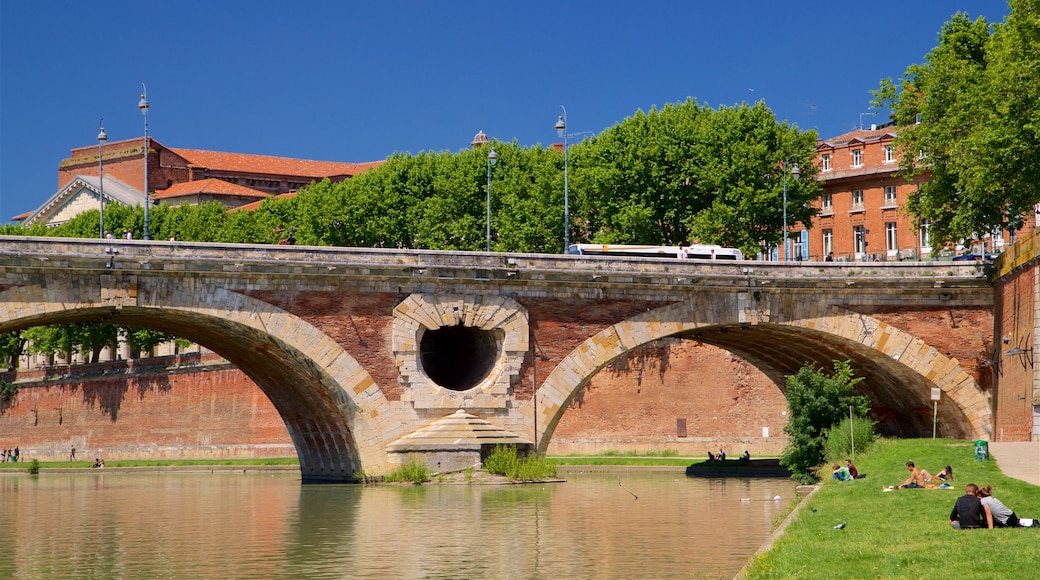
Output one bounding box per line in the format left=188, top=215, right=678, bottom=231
left=97, top=118, right=108, bottom=239
left=486, top=146, right=497, bottom=252
left=138, top=84, right=150, bottom=240
left=555, top=106, right=569, bottom=251
left=782, top=157, right=800, bottom=261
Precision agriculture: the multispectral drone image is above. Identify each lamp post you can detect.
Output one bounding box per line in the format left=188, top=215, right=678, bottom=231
left=138, top=84, right=150, bottom=240
left=781, top=157, right=800, bottom=261
left=486, top=146, right=497, bottom=252
left=555, top=106, right=569, bottom=251
left=97, top=118, right=108, bottom=239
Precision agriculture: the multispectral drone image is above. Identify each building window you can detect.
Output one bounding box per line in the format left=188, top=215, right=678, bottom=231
left=886, top=222, right=897, bottom=252
left=884, top=144, right=895, bottom=163
left=852, top=150, right=862, bottom=167
left=919, top=219, right=931, bottom=248
left=822, top=154, right=831, bottom=172
left=823, top=229, right=833, bottom=257
left=884, top=186, right=897, bottom=206
left=821, top=193, right=833, bottom=212
left=854, top=225, right=868, bottom=255
left=852, top=189, right=864, bottom=209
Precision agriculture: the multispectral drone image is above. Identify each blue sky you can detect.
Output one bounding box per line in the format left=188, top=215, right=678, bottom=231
left=0, top=1, right=1012, bottom=223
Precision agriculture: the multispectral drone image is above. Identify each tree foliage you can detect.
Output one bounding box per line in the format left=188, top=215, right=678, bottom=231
left=780, top=360, right=871, bottom=483
left=572, top=99, right=819, bottom=257
left=872, top=1, right=1040, bottom=246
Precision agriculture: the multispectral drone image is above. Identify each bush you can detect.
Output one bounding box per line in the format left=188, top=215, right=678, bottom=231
left=27, top=459, right=40, bottom=475
left=780, top=360, right=871, bottom=483
left=484, top=445, right=557, bottom=481
left=384, top=458, right=430, bottom=484
left=824, top=415, right=877, bottom=463
left=0, top=379, right=16, bottom=399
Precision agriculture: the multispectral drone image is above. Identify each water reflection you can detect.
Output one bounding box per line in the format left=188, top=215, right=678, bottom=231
left=0, top=471, right=793, bottom=579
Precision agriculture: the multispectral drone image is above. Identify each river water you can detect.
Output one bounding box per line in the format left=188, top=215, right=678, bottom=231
left=0, top=469, right=794, bottom=579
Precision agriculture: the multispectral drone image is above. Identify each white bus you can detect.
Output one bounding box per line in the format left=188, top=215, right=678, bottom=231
left=566, top=244, right=743, bottom=260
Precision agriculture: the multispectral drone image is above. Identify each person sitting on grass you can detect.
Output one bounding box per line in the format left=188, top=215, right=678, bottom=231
left=935, top=465, right=954, bottom=482
left=950, top=483, right=992, bottom=529
left=831, top=463, right=851, bottom=481
left=845, top=459, right=859, bottom=479
left=739, top=450, right=751, bottom=462
left=898, top=460, right=934, bottom=488
left=976, top=484, right=1039, bottom=527
left=707, top=451, right=716, bottom=462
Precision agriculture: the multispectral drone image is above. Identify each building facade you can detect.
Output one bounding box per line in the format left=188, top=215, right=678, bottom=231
left=798, top=126, right=1032, bottom=262
left=15, top=137, right=382, bottom=226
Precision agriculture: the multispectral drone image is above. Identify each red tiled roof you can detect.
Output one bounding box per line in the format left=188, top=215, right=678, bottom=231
left=153, top=178, right=271, bottom=200
left=169, top=148, right=383, bottom=178
left=12, top=211, right=32, bottom=221
left=819, top=128, right=896, bottom=148
left=228, top=192, right=298, bottom=213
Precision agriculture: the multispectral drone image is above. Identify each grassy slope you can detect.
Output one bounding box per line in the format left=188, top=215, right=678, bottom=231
left=744, top=438, right=1040, bottom=579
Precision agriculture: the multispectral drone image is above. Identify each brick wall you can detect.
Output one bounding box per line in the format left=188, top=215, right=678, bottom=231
left=0, top=361, right=293, bottom=461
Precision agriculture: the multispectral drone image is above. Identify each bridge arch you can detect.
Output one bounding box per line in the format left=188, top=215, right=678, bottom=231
left=0, top=278, right=395, bottom=482
left=535, top=299, right=991, bottom=451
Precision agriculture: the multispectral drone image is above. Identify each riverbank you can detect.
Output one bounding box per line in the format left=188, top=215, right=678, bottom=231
left=739, top=438, right=1040, bottom=579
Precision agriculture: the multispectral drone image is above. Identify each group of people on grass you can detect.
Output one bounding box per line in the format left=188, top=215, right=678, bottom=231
left=897, top=460, right=954, bottom=489
left=950, top=483, right=1038, bottom=529
left=831, top=459, right=862, bottom=481
left=1, top=447, right=19, bottom=462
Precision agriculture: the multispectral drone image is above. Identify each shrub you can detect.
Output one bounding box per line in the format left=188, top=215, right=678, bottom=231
left=780, top=360, right=871, bottom=483
left=27, top=459, right=40, bottom=475
left=484, top=445, right=557, bottom=481
left=824, top=415, right=877, bottom=463
left=0, top=379, right=16, bottom=399
left=384, top=458, right=430, bottom=484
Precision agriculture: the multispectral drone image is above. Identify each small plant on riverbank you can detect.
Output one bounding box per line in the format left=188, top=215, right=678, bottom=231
left=27, top=458, right=40, bottom=475
left=385, top=458, right=430, bottom=484
left=484, top=445, right=557, bottom=481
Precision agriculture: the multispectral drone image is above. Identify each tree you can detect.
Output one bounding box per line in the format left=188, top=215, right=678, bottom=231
left=872, top=2, right=1040, bottom=247
left=571, top=99, right=819, bottom=257
left=0, top=331, right=24, bottom=369
left=780, top=360, right=870, bottom=483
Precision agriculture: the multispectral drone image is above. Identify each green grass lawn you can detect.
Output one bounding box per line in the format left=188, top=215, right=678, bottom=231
left=743, top=438, right=1040, bottom=579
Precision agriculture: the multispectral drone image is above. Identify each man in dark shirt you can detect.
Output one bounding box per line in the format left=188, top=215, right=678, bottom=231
left=950, top=483, right=992, bottom=529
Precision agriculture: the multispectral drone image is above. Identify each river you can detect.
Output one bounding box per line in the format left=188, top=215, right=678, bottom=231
left=0, top=469, right=794, bottom=579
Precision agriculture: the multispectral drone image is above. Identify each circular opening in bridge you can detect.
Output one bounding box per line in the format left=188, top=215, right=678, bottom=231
left=419, top=325, right=499, bottom=391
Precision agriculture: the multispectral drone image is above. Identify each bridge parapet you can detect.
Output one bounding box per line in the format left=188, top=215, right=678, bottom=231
left=0, top=237, right=991, bottom=301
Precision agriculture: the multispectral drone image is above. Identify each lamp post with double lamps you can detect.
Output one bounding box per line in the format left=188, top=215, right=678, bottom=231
left=97, top=119, right=108, bottom=239
left=781, top=157, right=800, bottom=261
left=486, top=146, right=497, bottom=252
left=138, top=84, right=151, bottom=239
left=554, top=106, right=570, bottom=251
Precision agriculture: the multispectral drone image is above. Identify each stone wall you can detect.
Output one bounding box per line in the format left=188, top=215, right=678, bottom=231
left=0, top=357, right=293, bottom=461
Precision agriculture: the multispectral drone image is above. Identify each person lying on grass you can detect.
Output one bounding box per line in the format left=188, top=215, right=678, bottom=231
left=935, top=465, right=953, bottom=482
left=950, top=483, right=992, bottom=529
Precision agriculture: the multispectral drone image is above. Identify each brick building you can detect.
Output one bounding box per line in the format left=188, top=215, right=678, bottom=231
left=796, top=125, right=1032, bottom=262
left=15, top=137, right=382, bottom=226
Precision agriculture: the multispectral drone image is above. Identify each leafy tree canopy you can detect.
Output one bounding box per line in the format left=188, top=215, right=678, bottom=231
left=872, top=1, right=1040, bottom=246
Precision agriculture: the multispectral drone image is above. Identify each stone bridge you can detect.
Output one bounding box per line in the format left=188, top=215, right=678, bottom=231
left=0, top=237, right=996, bottom=482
